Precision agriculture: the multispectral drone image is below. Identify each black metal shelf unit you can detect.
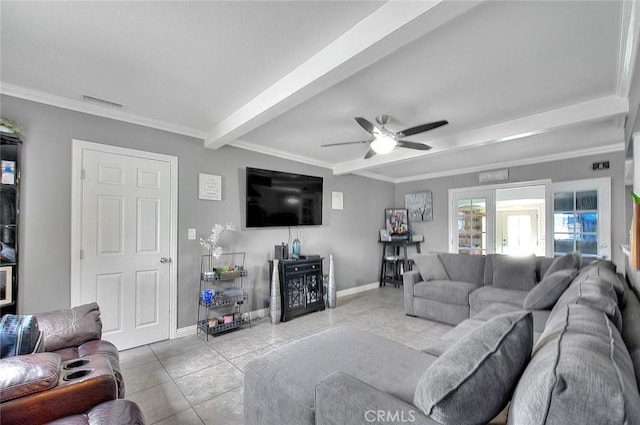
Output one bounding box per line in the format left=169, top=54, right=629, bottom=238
left=271, top=258, right=324, bottom=322
left=0, top=132, right=21, bottom=316
left=197, top=252, right=250, bottom=339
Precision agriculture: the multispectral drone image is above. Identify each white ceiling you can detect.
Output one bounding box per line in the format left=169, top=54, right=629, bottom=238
left=1, top=1, right=637, bottom=182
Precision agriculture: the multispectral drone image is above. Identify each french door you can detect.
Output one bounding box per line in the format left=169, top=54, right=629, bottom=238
left=450, top=189, right=494, bottom=255
left=550, top=178, right=611, bottom=260
left=449, top=178, right=610, bottom=259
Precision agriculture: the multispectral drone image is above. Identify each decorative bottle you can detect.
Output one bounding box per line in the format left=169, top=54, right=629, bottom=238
left=292, top=238, right=301, bottom=259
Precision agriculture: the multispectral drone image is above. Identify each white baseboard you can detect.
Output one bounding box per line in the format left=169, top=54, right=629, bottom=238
left=173, top=285, right=378, bottom=340
left=336, top=281, right=379, bottom=298
left=175, top=325, right=197, bottom=339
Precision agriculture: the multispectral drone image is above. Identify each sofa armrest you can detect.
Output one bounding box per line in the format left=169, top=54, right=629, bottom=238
left=0, top=352, right=61, bottom=402
left=35, top=303, right=102, bottom=352
left=1, top=354, right=118, bottom=425
left=315, top=371, right=439, bottom=425
left=403, top=270, right=422, bottom=316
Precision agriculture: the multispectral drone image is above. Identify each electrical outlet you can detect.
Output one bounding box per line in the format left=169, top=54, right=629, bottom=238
left=188, top=228, right=196, bottom=240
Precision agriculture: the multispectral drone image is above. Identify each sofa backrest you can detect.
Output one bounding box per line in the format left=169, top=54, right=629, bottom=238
left=437, top=253, right=485, bottom=285
left=35, top=303, right=102, bottom=352
left=508, top=262, right=640, bottom=423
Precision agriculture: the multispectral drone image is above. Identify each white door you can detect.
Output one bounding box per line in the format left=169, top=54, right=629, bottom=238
left=550, top=177, right=611, bottom=260
left=71, top=141, right=177, bottom=350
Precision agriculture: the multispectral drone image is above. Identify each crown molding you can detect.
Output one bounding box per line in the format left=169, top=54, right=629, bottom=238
left=393, top=143, right=625, bottom=184
left=0, top=82, right=207, bottom=140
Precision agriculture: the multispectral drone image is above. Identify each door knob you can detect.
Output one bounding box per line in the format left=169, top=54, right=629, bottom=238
left=160, top=257, right=171, bottom=264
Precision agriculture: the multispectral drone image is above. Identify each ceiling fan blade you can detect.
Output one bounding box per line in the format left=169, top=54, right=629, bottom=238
left=354, top=117, right=376, bottom=134
left=399, top=120, right=448, bottom=137
left=321, top=141, right=369, bottom=147
left=364, top=148, right=377, bottom=159
left=397, top=140, right=432, bottom=151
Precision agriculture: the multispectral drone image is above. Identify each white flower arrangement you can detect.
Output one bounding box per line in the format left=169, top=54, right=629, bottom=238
left=200, top=222, right=235, bottom=259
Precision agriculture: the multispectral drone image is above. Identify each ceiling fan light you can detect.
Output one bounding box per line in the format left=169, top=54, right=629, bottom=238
left=370, top=134, right=396, bottom=154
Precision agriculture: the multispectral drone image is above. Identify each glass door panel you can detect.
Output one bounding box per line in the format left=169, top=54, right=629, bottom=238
left=452, top=194, right=492, bottom=255
left=551, top=178, right=610, bottom=259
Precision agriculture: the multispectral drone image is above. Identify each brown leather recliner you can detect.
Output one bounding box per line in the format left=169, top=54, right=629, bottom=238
left=34, top=302, right=125, bottom=398
left=0, top=303, right=130, bottom=425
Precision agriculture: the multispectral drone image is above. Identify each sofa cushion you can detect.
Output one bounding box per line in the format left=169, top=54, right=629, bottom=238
left=414, top=311, right=533, bottom=425
left=469, top=286, right=529, bottom=316
left=551, top=273, right=623, bottom=331
left=508, top=304, right=640, bottom=425
left=413, top=254, right=449, bottom=282
left=437, top=253, right=486, bottom=286
left=414, top=280, right=479, bottom=306
left=473, top=302, right=550, bottom=334
left=493, top=254, right=537, bottom=290
left=523, top=269, right=578, bottom=310
left=543, top=252, right=581, bottom=278
left=0, top=352, right=61, bottom=402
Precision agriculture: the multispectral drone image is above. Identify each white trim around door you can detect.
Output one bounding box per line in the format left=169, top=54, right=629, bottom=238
left=71, top=139, right=179, bottom=343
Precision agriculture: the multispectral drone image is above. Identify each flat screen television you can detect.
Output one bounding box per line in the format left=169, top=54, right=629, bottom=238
left=246, top=167, right=323, bottom=228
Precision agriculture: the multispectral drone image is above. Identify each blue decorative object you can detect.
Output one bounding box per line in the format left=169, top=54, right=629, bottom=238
left=292, top=238, right=301, bottom=259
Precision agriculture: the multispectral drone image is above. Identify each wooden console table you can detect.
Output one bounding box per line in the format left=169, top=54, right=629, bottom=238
left=378, top=240, right=422, bottom=287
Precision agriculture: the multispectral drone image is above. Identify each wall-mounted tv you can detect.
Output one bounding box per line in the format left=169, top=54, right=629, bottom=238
left=246, top=167, right=323, bottom=228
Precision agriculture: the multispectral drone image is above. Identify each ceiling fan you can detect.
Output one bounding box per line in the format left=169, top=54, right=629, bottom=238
left=322, top=115, right=448, bottom=159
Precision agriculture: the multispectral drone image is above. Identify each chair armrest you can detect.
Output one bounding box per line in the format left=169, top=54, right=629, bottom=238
left=35, top=303, right=102, bottom=352
left=403, top=270, right=422, bottom=316
left=315, top=371, right=438, bottom=425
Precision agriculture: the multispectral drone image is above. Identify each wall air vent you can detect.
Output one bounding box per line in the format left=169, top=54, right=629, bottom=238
left=81, top=94, right=124, bottom=110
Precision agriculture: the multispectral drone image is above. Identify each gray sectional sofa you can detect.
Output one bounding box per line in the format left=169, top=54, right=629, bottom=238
left=244, top=253, right=640, bottom=425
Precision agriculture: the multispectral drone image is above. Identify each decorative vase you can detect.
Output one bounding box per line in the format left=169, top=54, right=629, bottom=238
left=327, top=253, right=336, bottom=308
left=292, top=238, right=301, bottom=259
left=269, top=259, right=282, bottom=324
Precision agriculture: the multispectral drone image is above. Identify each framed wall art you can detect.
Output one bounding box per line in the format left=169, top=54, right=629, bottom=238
left=199, top=173, right=222, bottom=201
left=0, top=266, right=12, bottom=307
left=405, top=191, right=433, bottom=222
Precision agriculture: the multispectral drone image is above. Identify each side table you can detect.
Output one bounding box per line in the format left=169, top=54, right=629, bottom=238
left=378, top=240, right=422, bottom=287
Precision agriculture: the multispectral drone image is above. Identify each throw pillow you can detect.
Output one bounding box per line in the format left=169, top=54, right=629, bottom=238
left=523, top=269, right=578, bottom=310
left=413, top=254, right=449, bottom=282
left=493, top=255, right=537, bottom=291
left=414, top=311, right=533, bottom=425
left=543, top=251, right=581, bottom=278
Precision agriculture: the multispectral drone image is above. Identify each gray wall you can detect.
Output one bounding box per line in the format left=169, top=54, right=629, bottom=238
left=396, top=152, right=627, bottom=270
left=1, top=95, right=394, bottom=327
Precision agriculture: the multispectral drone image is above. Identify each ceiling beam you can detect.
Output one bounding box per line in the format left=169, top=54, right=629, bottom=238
left=332, top=95, right=629, bottom=175
left=204, top=0, right=483, bottom=150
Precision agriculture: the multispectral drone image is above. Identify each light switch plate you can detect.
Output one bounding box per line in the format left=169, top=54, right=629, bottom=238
left=188, top=228, right=196, bottom=240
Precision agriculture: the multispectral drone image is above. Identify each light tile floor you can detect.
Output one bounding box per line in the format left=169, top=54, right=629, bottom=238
left=121, top=286, right=453, bottom=425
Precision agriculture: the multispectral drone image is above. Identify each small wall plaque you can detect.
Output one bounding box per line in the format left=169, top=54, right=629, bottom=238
left=199, top=173, right=222, bottom=201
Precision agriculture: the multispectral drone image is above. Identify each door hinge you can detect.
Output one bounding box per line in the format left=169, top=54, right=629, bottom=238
left=80, top=169, right=86, bottom=180
left=80, top=249, right=85, bottom=260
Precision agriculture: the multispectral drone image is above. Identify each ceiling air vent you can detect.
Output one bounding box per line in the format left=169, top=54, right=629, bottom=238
left=81, top=94, right=124, bottom=110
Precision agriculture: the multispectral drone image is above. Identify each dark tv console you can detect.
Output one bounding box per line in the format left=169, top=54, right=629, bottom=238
left=270, top=257, right=324, bottom=322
